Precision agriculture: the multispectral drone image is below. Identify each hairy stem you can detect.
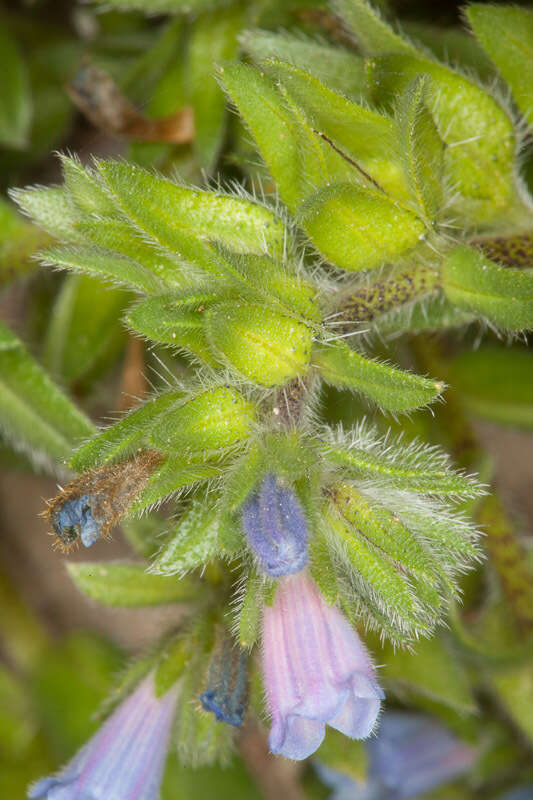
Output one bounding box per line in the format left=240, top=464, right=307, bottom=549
left=239, top=718, right=306, bottom=800
left=332, top=264, right=438, bottom=332
left=471, top=232, right=533, bottom=269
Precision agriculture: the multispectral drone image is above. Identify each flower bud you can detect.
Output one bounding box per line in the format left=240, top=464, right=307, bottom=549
left=242, top=474, right=309, bottom=577
left=149, top=387, right=256, bottom=453
left=206, top=303, right=313, bottom=386
left=200, top=630, right=248, bottom=727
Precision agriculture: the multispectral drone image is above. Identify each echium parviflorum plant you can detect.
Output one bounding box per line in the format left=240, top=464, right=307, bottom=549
left=1, top=0, right=533, bottom=797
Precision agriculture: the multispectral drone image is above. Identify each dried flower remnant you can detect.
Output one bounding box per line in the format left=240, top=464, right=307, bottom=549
left=242, top=474, right=309, bottom=577
left=28, top=673, right=178, bottom=800
left=43, top=450, right=163, bottom=550
left=200, top=630, right=248, bottom=727
left=68, top=62, right=195, bottom=144
left=262, top=572, right=383, bottom=760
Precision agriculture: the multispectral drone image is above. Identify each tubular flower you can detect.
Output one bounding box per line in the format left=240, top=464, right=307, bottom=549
left=28, top=673, right=178, bottom=800
left=242, top=473, right=309, bottom=577
left=262, top=572, right=383, bottom=760
left=316, top=711, right=477, bottom=800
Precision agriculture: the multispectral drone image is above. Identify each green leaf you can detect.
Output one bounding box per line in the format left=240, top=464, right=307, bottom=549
left=262, top=59, right=407, bottom=201
left=132, top=457, right=224, bottom=512
left=467, top=4, right=533, bottom=128
left=395, top=76, right=444, bottom=221
left=125, top=291, right=219, bottom=364
left=211, top=249, right=320, bottom=322
left=149, top=387, right=256, bottom=454
left=43, top=275, right=128, bottom=383
left=333, top=484, right=449, bottom=585
left=300, top=182, right=425, bottom=272
left=60, top=155, right=119, bottom=217
left=442, top=245, right=533, bottom=330
left=11, top=186, right=81, bottom=241
left=188, top=4, right=245, bottom=169
left=0, top=197, right=49, bottom=286
left=325, top=508, right=428, bottom=634
left=152, top=498, right=221, bottom=575
left=237, top=567, right=264, bottom=649
left=488, top=661, right=533, bottom=743
left=32, top=633, right=121, bottom=758
left=67, top=562, right=197, bottom=606
left=40, top=245, right=165, bottom=294
left=367, top=54, right=516, bottom=224
left=448, top=346, right=533, bottom=429
left=309, top=528, right=340, bottom=606
left=219, top=63, right=329, bottom=212
left=205, top=303, right=313, bottom=386
left=0, top=26, right=32, bottom=148
left=335, top=0, right=417, bottom=56
left=242, top=30, right=366, bottom=99
left=97, top=161, right=285, bottom=260
left=155, top=637, right=189, bottom=697
left=315, top=341, right=443, bottom=412
left=78, top=218, right=188, bottom=288
left=122, top=18, right=186, bottom=106
left=0, top=320, right=94, bottom=462
left=221, top=445, right=263, bottom=513
left=325, top=424, right=479, bottom=497
left=70, top=392, right=181, bottom=471
left=377, top=633, right=476, bottom=714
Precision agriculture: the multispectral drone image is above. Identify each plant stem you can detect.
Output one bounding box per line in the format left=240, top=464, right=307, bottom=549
left=332, top=264, right=438, bottom=331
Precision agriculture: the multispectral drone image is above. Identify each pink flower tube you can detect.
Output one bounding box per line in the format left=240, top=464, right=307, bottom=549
left=29, top=673, right=178, bottom=800
left=262, top=572, right=383, bottom=760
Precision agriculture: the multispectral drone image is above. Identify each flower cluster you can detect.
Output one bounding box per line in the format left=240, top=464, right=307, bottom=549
left=19, top=0, right=531, bottom=794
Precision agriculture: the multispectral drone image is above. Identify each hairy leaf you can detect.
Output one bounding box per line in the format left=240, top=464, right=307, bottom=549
left=242, top=30, right=366, bottom=99
left=97, top=161, right=285, bottom=259
left=0, top=321, right=94, bottom=462
left=67, top=562, right=198, bottom=606
left=70, top=392, right=182, bottom=472
left=395, top=76, right=444, bottom=221
left=335, top=0, right=417, bottom=56
left=41, top=245, right=165, bottom=294
left=467, top=4, right=533, bottom=128
left=442, top=245, right=533, bottom=330
left=315, top=341, right=442, bottom=412
left=151, top=499, right=221, bottom=576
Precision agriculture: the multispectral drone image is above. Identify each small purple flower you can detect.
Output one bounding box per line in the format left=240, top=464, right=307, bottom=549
left=242, top=473, right=309, bottom=577
left=262, top=572, right=383, bottom=760
left=200, top=632, right=248, bottom=727
left=28, top=673, right=178, bottom=800
left=316, top=711, right=476, bottom=800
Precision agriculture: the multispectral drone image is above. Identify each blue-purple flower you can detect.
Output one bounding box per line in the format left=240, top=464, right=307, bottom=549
left=316, top=711, right=477, bottom=800
left=242, top=473, right=309, bottom=577
left=28, top=673, right=178, bottom=800
left=262, top=571, right=383, bottom=760
left=200, top=632, right=248, bottom=727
